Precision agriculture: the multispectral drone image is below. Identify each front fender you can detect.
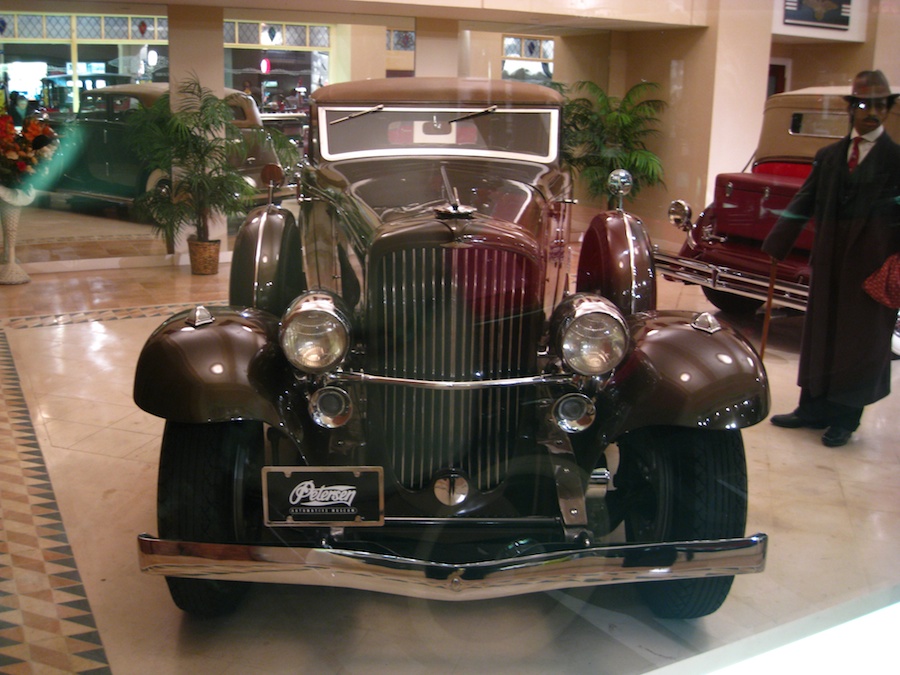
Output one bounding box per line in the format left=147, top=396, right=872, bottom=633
left=576, top=210, right=656, bottom=314
left=133, top=307, right=293, bottom=425
left=229, top=204, right=306, bottom=316
left=605, top=311, right=769, bottom=434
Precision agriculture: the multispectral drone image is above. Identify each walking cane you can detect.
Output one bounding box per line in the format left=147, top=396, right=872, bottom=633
left=759, top=257, right=778, bottom=359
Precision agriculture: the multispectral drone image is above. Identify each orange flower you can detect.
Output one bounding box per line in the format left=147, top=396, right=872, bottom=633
left=0, top=114, right=59, bottom=188
left=21, top=117, right=56, bottom=143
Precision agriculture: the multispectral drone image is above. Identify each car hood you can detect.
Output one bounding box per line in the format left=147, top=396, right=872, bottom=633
left=321, top=157, right=556, bottom=240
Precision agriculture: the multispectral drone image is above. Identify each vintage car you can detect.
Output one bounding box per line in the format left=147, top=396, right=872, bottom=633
left=44, top=82, right=285, bottom=208
left=40, top=73, right=134, bottom=115
left=656, top=85, right=900, bottom=354
left=260, top=111, right=307, bottom=140
left=133, top=77, right=769, bottom=620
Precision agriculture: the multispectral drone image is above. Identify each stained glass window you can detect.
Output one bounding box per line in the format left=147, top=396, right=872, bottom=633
left=18, top=15, right=43, bottom=39
left=285, top=24, right=307, bottom=47
left=46, top=15, right=71, bottom=39
left=309, top=25, right=330, bottom=48
left=132, top=17, right=154, bottom=40
left=393, top=31, right=415, bottom=51
left=502, top=34, right=555, bottom=84
left=76, top=16, right=102, bottom=39
left=237, top=22, right=258, bottom=44
left=104, top=17, right=128, bottom=40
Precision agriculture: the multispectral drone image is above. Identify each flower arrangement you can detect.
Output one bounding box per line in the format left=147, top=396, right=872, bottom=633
left=0, top=115, right=58, bottom=191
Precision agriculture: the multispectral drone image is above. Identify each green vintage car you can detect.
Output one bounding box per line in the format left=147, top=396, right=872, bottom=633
left=45, top=82, right=284, bottom=208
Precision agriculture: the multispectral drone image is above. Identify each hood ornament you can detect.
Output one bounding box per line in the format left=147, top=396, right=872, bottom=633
left=434, top=182, right=476, bottom=243
left=434, top=201, right=476, bottom=219
left=435, top=201, right=475, bottom=244
left=435, top=164, right=477, bottom=231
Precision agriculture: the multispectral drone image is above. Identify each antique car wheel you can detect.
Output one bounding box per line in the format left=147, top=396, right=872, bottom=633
left=701, top=287, right=764, bottom=315
left=616, top=426, right=748, bottom=619
left=157, top=420, right=264, bottom=617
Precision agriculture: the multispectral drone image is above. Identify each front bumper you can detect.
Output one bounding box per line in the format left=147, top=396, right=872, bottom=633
left=138, top=532, right=767, bottom=602
left=654, top=250, right=808, bottom=311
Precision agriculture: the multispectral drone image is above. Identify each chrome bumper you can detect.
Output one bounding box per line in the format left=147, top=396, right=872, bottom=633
left=137, top=532, right=767, bottom=602
left=654, top=251, right=808, bottom=311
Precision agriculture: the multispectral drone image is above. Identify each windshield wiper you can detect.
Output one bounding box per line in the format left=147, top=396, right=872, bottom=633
left=448, top=105, right=497, bottom=124
left=330, top=104, right=384, bottom=125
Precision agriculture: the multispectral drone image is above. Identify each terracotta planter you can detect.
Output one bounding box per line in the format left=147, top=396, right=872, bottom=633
left=187, top=238, right=221, bottom=275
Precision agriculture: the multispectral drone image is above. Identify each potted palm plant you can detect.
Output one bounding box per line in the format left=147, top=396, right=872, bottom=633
left=559, top=80, right=667, bottom=207
left=129, top=76, right=258, bottom=274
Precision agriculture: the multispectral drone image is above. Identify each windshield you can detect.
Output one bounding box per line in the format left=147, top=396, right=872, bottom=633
left=318, top=106, right=559, bottom=163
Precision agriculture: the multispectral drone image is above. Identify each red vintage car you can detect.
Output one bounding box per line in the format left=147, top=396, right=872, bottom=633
left=656, top=86, right=900, bottom=354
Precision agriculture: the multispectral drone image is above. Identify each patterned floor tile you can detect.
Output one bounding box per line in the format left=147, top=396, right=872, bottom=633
left=0, top=300, right=225, bottom=673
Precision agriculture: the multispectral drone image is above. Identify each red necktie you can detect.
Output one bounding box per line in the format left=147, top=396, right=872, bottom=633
left=848, top=137, right=861, bottom=172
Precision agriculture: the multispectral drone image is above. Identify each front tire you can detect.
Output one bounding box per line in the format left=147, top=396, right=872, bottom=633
left=615, top=426, right=748, bottom=619
left=157, top=420, right=264, bottom=617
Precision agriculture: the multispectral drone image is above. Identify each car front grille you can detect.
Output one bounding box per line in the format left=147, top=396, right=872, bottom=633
left=368, top=244, right=543, bottom=491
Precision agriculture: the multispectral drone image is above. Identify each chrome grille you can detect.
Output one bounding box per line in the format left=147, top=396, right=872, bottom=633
left=368, top=245, right=542, bottom=490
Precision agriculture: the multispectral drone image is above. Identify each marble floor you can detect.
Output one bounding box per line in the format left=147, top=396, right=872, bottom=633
left=0, top=252, right=898, bottom=673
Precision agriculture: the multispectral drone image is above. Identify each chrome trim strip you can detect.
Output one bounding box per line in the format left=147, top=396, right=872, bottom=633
left=623, top=212, right=639, bottom=315
left=655, top=252, right=809, bottom=311
left=251, top=209, right=268, bottom=309
left=326, top=371, right=573, bottom=390
left=137, top=533, right=768, bottom=602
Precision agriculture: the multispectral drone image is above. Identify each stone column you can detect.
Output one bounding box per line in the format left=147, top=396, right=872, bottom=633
left=414, top=18, right=461, bottom=77
left=166, top=5, right=229, bottom=254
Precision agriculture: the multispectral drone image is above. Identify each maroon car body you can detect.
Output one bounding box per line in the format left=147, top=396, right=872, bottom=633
left=133, top=78, right=769, bottom=620
left=658, top=86, right=900, bottom=324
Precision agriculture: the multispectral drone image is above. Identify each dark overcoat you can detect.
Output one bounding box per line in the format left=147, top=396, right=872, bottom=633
left=762, top=131, right=900, bottom=407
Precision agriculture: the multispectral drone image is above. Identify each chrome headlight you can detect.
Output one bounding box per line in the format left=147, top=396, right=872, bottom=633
left=280, top=292, right=351, bottom=374
left=552, top=294, right=629, bottom=376
left=667, top=199, right=693, bottom=231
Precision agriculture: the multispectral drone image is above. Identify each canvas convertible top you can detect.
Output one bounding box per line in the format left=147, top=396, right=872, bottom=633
left=311, top=77, right=563, bottom=106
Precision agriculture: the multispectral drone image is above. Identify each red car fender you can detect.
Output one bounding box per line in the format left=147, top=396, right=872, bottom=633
left=605, top=311, right=770, bottom=434
left=576, top=210, right=656, bottom=314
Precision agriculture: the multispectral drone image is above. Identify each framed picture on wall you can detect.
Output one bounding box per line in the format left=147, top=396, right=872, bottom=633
left=784, top=0, right=852, bottom=31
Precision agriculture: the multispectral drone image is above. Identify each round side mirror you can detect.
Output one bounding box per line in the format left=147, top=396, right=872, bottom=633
left=607, top=169, right=633, bottom=199
left=607, top=169, right=634, bottom=210
left=667, top=199, right=693, bottom=231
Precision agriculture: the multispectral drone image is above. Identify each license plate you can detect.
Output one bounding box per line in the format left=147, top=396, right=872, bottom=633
left=262, top=467, right=384, bottom=527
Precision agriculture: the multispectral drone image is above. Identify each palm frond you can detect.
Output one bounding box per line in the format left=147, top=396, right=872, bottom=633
left=128, top=74, right=258, bottom=243
left=559, top=79, right=667, bottom=203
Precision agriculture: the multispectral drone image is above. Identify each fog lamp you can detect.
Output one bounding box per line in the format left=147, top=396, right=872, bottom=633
left=280, top=293, right=350, bottom=374
left=553, top=393, right=596, bottom=433
left=309, top=386, right=353, bottom=428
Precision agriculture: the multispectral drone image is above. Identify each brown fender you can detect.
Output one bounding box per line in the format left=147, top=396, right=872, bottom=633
left=133, top=306, right=293, bottom=425
left=576, top=210, right=656, bottom=314
left=602, top=311, right=769, bottom=435
left=229, top=204, right=306, bottom=316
